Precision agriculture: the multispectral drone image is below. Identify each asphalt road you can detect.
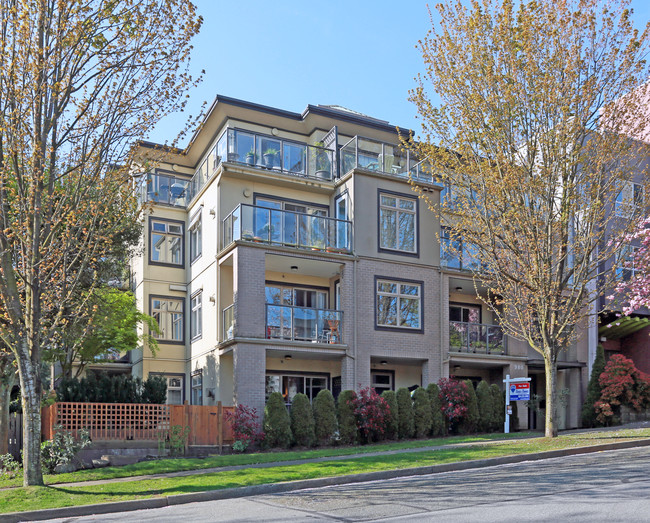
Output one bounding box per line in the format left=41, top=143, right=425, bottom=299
left=40, top=446, right=650, bottom=522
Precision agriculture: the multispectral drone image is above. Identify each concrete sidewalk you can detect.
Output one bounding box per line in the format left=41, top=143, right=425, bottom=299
left=2, top=424, right=650, bottom=523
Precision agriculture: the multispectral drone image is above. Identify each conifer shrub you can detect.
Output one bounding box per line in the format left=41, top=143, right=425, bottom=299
left=581, top=344, right=606, bottom=428
left=412, top=387, right=433, bottom=438
left=337, top=390, right=358, bottom=445
left=313, top=389, right=338, bottom=445
left=476, top=380, right=494, bottom=432
left=56, top=373, right=167, bottom=404
left=263, top=392, right=292, bottom=449
left=380, top=390, right=399, bottom=440
left=490, top=384, right=505, bottom=432
left=426, top=383, right=445, bottom=436
left=396, top=387, right=414, bottom=439
left=290, top=393, right=315, bottom=447
left=461, top=380, right=479, bottom=434
left=142, top=375, right=168, bottom=405
left=352, top=386, right=390, bottom=443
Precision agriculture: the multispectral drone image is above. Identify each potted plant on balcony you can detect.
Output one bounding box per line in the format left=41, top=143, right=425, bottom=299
left=262, top=148, right=278, bottom=169
left=312, top=141, right=331, bottom=180
left=245, top=149, right=257, bottom=166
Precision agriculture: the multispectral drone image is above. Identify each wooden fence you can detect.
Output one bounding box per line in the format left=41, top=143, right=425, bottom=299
left=42, top=402, right=234, bottom=446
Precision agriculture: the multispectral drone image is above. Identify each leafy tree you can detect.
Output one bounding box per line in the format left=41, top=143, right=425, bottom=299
left=313, top=390, right=337, bottom=445
left=290, top=393, right=315, bottom=447
left=476, top=380, right=494, bottom=433
left=263, top=392, right=292, bottom=449
left=336, top=390, right=357, bottom=445
left=461, top=380, right=479, bottom=434
left=490, top=385, right=505, bottom=432
left=581, top=345, right=607, bottom=427
left=396, top=388, right=414, bottom=439
left=0, top=0, right=202, bottom=485
left=438, top=378, right=469, bottom=431
left=426, top=383, right=445, bottom=436
left=412, top=387, right=433, bottom=438
left=380, top=390, right=399, bottom=440
left=409, top=0, right=650, bottom=438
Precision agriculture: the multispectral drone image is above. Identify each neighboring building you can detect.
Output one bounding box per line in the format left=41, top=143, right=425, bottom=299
left=129, top=95, right=590, bottom=430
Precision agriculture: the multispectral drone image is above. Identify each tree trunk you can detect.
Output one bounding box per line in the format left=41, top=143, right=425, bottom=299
left=0, top=371, right=15, bottom=455
left=544, top=356, right=558, bottom=438
left=16, top=342, right=44, bottom=486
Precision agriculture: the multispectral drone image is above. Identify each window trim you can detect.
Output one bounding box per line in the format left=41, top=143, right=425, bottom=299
left=189, top=210, right=202, bottom=264
left=190, top=290, right=203, bottom=341
left=148, top=217, right=185, bottom=268
left=374, top=276, right=424, bottom=333
left=615, top=181, right=644, bottom=218
left=371, top=369, right=395, bottom=393
left=265, top=370, right=331, bottom=404
left=150, top=372, right=185, bottom=405
left=191, top=370, right=203, bottom=405
left=149, top=294, right=185, bottom=345
left=253, top=192, right=330, bottom=214
left=377, top=189, right=419, bottom=257
left=449, top=302, right=483, bottom=324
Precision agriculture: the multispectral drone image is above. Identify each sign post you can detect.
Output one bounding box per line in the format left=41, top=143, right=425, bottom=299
left=503, top=374, right=531, bottom=433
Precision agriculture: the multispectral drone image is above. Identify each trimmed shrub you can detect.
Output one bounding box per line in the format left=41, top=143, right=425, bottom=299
left=290, top=393, right=315, bottom=447
left=461, top=380, right=479, bottom=434
left=438, top=378, right=469, bottom=432
left=56, top=373, right=167, bottom=404
left=581, top=344, right=606, bottom=428
left=426, top=383, right=445, bottom=436
left=476, top=380, right=494, bottom=432
left=263, top=392, right=292, bottom=449
left=313, top=389, right=338, bottom=445
left=352, top=387, right=390, bottom=443
left=490, top=384, right=505, bottom=432
left=142, top=375, right=168, bottom=405
left=337, top=390, right=358, bottom=445
left=225, top=404, right=264, bottom=452
left=412, top=387, right=433, bottom=438
left=380, top=390, right=399, bottom=440
left=595, top=353, right=650, bottom=425
left=396, top=387, right=414, bottom=439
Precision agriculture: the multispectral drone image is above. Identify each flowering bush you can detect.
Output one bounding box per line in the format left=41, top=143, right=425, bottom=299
left=438, top=378, right=470, bottom=427
left=352, top=386, right=390, bottom=443
left=595, top=354, right=650, bottom=424
left=226, top=404, right=265, bottom=452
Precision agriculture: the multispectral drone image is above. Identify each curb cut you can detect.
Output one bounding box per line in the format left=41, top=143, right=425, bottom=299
left=4, top=438, right=650, bottom=522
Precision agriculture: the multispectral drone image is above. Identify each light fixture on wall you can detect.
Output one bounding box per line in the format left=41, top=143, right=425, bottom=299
left=207, top=388, right=215, bottom=399
left=455, top=286, right=463, bottom=292
left=290, top=265, right=298, bottom=272
left=380, top=360, right=388, bottom=366
left=284, top=354, right=292, bottom=360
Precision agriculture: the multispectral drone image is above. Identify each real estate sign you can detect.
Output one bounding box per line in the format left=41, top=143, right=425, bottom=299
left=509, top=382, right=531, bottom=401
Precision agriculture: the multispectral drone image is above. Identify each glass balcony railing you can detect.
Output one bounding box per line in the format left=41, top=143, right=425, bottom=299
left=138, top=171, right=191, bottom=207
left=449, top=321, right=506, bottom=355
left=222, top=304, right=234, bottom=341
left=339, top=136, right=434, bottom=183
left=223, top=203, right=352, bottom=252
left=266, top=304, right=343, bottom=344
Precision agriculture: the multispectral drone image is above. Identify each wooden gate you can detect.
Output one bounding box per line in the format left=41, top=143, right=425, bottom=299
left=8, top=412, right=22, bottom=461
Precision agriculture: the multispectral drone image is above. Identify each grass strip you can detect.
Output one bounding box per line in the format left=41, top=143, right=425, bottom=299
left=0, top=431, right=533, bottom=489
left=1, top=429, right=649, bottom=514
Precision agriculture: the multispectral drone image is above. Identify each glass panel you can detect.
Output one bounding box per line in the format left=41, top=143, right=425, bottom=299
left=380, top=208, right=396, bottom=249
left=400, top=297, right=419, bottom=328
left=234, top=132, right=254, bottom=163
left=400, top=284, right=419, bottom=296
left=266, top=375, right=281, bottom=400
left=283, top=142, right=306, bottom=174
left=398, top=210, right=415, bottom=251
left=259, top=137, right=281, bottom=169
left=378, top=282, right=397, bottom=293
left=377, top=295, right=397, bottom=326
left=265, top=286, right=281, bottom=304
left=381, top=195, right=396, bottom=207
left=283, top=376, right=304, bottom=403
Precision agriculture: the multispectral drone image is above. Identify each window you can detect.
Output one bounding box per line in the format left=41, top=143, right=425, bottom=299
left=265, top=373, right=329, bottom=404
left=152, top=375, right=184, bottom=405
left=335, top=193, right=350, bottom=249
left=150, top=219, right=183, bottom=266
left=191, top=371, right=202, bottom=405
left=254, top=196, right=328, bottom=247
left=616, top=244, right=638, bottom=280
left=449, top=304, right=481, bottom=323
left=440, top=227, right=481, bottom=271
left=190, top=292, right=202, bottom=340
left=190, top=213, right=202, bottom=262
left=615, top=181, right=643, bottom=218
left=151, top=297, right=184, bottom=343
left=376, top=279, right=422, bottom=330
left=371, top=371, right=394, bottom=394
left=379, top=192, right=417, bottom=253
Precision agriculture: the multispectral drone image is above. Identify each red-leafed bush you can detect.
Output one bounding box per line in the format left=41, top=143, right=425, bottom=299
left=595, top=354, right=650, bottom=425
left=226, top=404, right=265, bottom=452
left=438, top=378, right=470, bottom=429
left=352, top=386, right=390, bottom=444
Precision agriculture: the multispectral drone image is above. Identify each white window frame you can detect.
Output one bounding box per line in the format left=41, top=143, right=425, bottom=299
left=379, top=192, right=417, bottom=253
left=376, top=279, right=422, bottom=330
left=190, top=291, right=202, bottom=340
left=150, top=219, right=184, bottom=266
left=151, top=374, right=184, bottom=405
left=371, top=370, right=394, bottom=394
left=191, top=371, right=203, bottom=405
left=189, top=212, right=202, bottom=263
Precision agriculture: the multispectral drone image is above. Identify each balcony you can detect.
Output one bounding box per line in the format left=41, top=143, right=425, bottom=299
left=266, top=304, right=343, bottom=344
left=138, top=171, right=191, bottom=207
left=449, top=321, right=506, bottom=355
left=340, top=136, right=433, bottom=183
left=223, top=203, right=352, bottom=252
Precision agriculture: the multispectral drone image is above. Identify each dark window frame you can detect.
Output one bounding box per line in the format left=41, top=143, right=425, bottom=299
left=149, top=294, right=186, bottom=345
left=377, top=188, right=420, bottom=258
left=374, top=275, right=424, bottom=333
left=148, top=216, right=185, bottom=268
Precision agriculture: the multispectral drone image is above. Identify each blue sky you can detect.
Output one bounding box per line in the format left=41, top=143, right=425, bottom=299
left=150, top=0, right=650, bottom=146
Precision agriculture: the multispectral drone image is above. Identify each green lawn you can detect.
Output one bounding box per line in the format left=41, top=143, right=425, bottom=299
left=0, top=431, right=532, bottom=489
left=1, top=428, right=649, bottom=515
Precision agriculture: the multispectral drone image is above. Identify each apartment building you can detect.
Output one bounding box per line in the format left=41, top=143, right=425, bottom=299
left=129, top=95, right=590, bottom=430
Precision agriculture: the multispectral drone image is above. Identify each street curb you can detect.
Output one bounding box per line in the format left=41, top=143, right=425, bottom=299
left=3, top=438, right=650, bottom=522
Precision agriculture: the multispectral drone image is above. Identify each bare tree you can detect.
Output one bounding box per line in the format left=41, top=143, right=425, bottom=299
left=409, top=0, right=650, bottom=437
left=0, top=0, right=201, bottom=485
